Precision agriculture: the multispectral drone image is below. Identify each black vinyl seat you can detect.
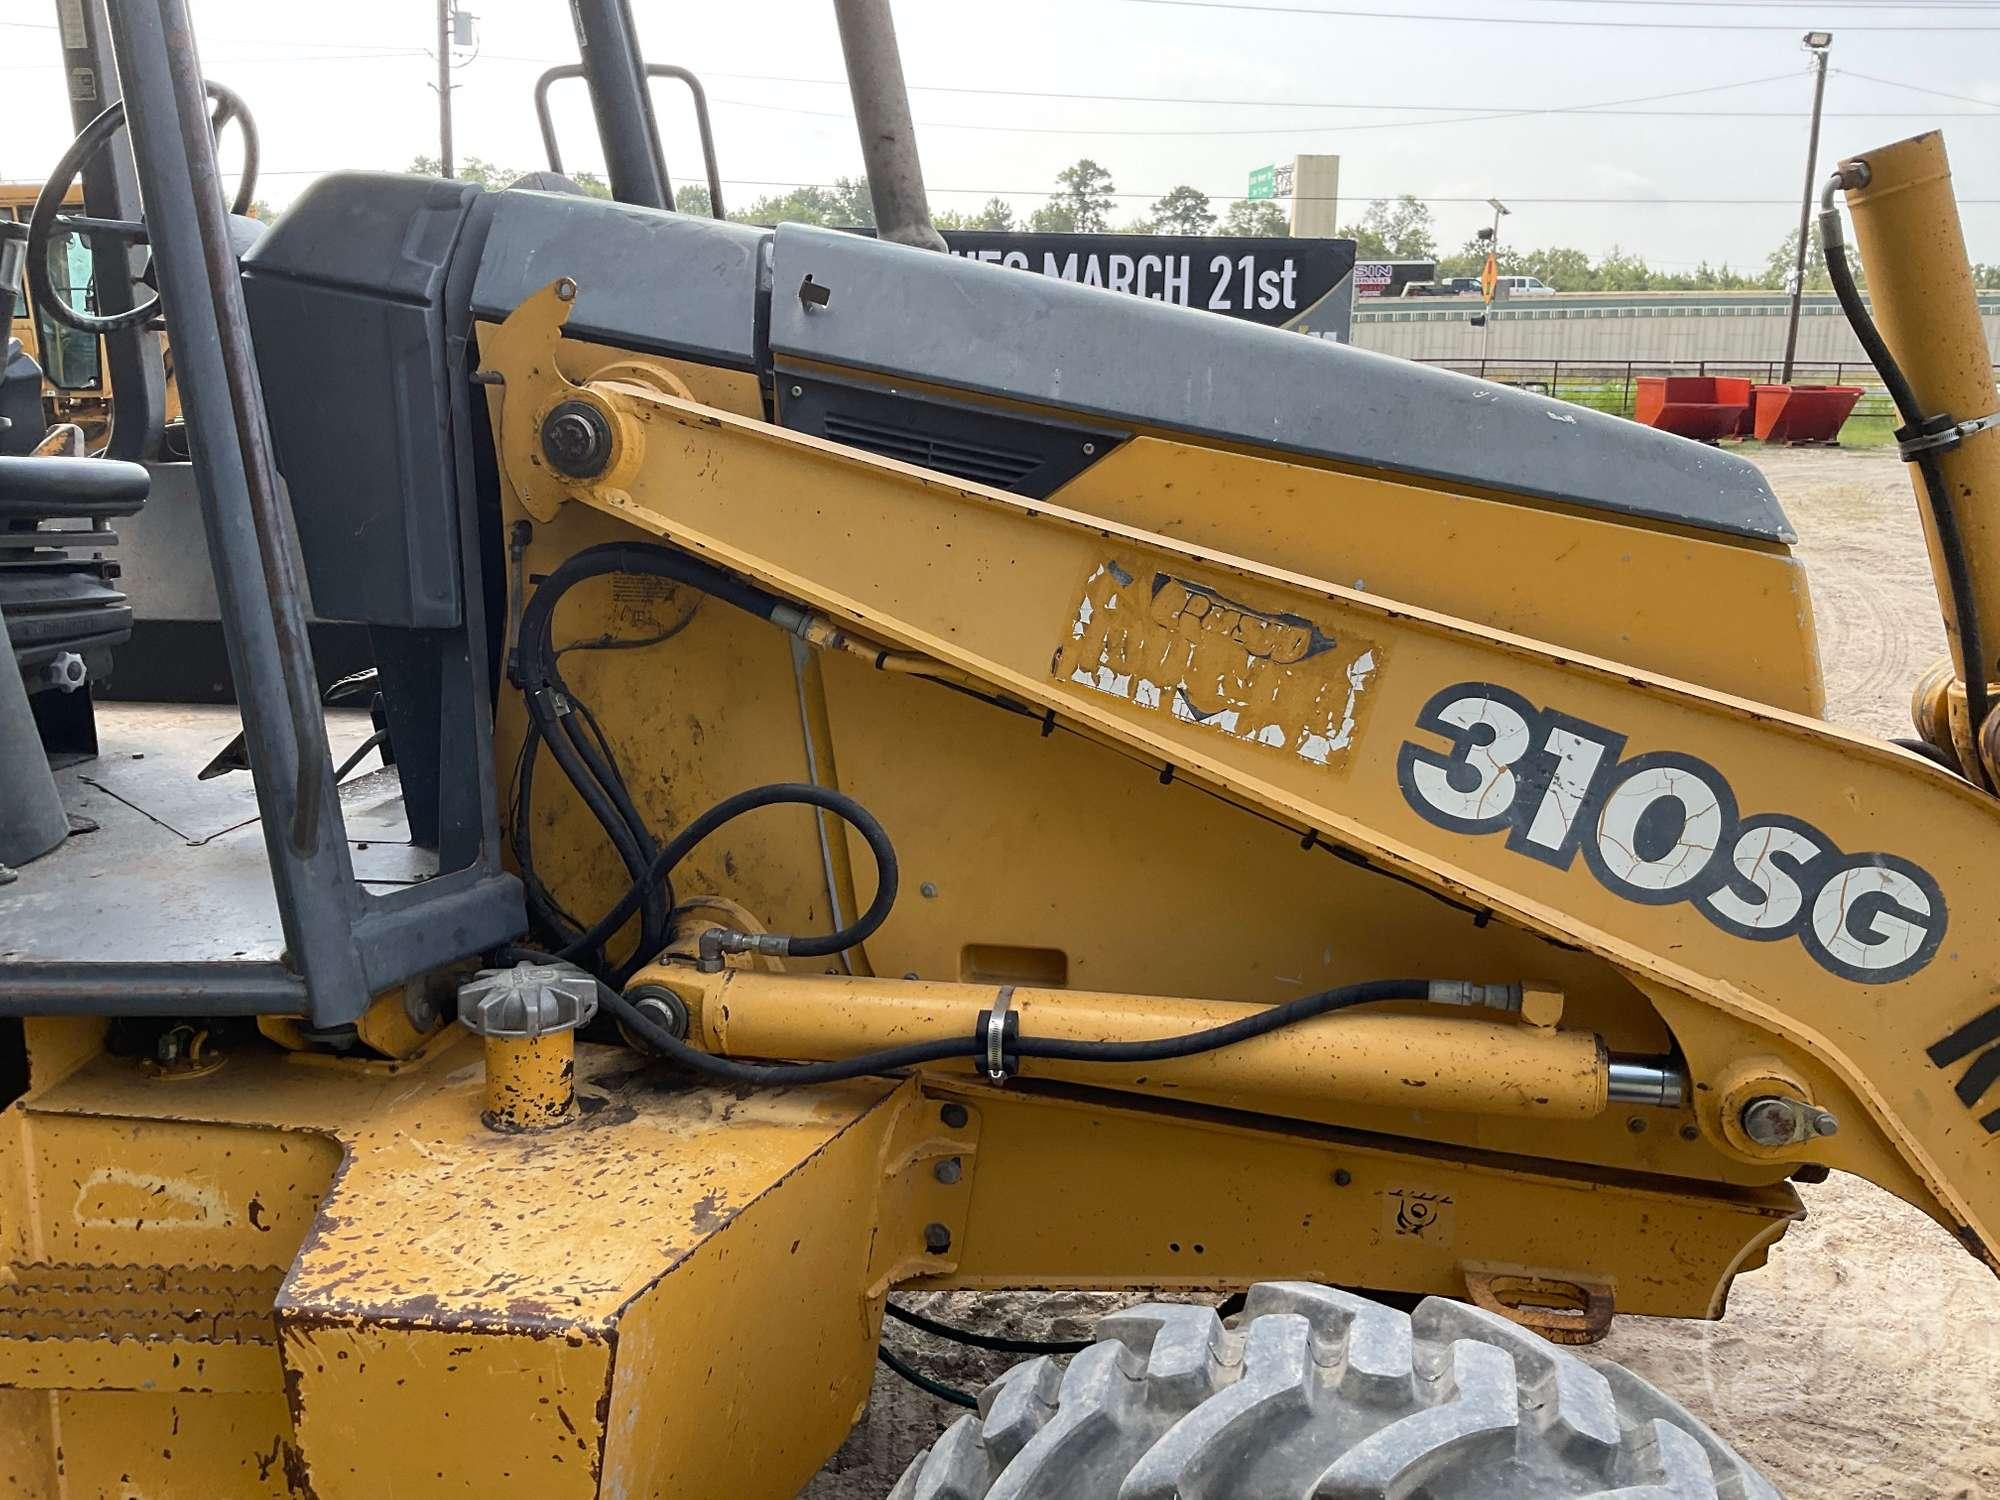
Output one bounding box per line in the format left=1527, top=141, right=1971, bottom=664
left=0, top=454, right=148, bottom=684
left=0, top=455, right=151, bottom=516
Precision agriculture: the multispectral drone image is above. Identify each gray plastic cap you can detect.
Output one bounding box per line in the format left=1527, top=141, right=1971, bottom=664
left=457, top=962, right=599, bottom=1039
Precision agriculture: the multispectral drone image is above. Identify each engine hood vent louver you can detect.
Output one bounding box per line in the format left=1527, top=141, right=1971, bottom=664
left=822, top=411, right=1043, bottom=490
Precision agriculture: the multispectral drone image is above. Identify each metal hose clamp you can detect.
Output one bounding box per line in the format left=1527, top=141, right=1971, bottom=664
left=1899, top=410, right=2000, bottom=462
left=986, top=985, right=1015, bottom=1082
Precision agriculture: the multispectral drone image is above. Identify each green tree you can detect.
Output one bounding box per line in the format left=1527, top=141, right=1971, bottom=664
left=1762, top=224, right=1853, bottom=291
left=1049, top=158, right=1116, bottom=233
left=1339, top=195, right=1435, bottom=259
left=674, top=184, right=713, bottom=217
left=1220, top=199, right=1289, bottom=236
left=727, top=177, right=874, bottom=228
left=1593, top=246, right=1657, bottom=291
left=1510, top=245, right=1592, bottom=291
left=1150, top=185, right=1215, bottom=236
left=1027, top=201, right=1078, bottom=233
left=728, top=185, right=840, bottom=226
left=829, top=177, right=876, bottom=229
left=934, top=197, right=1016, bottom=231
left=406, top=155, right=609, bottom=198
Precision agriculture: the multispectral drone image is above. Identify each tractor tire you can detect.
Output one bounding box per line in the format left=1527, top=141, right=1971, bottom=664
left=885, top=1282, right=1777, bottom=1499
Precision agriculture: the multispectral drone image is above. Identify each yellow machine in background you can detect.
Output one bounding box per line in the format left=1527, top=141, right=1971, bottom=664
left=2, top=0, right=1999, bottom=1494
left=3, top=182, right=181, bottom=452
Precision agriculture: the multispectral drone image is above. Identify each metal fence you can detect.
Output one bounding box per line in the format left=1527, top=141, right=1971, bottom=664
left=1411, top=357, right=1975, bottom=424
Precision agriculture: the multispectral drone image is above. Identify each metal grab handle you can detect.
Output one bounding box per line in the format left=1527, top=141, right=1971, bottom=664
left=531, top=62, right=726, bottom=219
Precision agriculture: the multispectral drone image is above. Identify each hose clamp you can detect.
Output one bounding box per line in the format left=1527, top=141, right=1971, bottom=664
left=986, top=985, right=1016, bottom=1082
left=1899, top=410, right=2000, bottom=462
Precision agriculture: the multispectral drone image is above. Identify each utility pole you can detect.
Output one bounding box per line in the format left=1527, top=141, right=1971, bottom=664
left=436, top=0, right=455, bottom=178
left=1781, top=31, right=1833, bottom=384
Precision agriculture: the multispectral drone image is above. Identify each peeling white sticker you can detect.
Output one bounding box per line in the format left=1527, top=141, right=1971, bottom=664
left=1055, top=559, right=1383, bottom=771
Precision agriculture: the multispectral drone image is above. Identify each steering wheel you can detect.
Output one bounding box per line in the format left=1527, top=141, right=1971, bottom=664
left=28, top=81, right=260, bottom=336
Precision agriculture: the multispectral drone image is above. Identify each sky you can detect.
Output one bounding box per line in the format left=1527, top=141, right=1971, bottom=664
left=3, top=0, right=1998, bottom=272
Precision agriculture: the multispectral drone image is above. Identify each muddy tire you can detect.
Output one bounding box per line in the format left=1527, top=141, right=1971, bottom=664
left=885, top=1283, right=1777, bottom=1499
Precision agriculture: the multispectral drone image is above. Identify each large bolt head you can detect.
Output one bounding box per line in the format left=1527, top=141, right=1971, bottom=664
left=540, top=400, right=614, bottom=478
left=1741, top=1095, right=1806, bottom=1147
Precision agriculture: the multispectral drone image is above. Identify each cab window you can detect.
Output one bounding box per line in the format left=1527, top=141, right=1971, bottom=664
left=35, top=230, right=100, bottom=391
left=4, top=210, right=23, bottom=322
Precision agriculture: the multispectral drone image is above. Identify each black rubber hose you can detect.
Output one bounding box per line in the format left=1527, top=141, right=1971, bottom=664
left=1014, top=978, right=1431, bottom=1065
left=558, top=783, right=898, bottom=981
left=532, top=693, right=662, bottom=953
left=885, top=1301, right=1092, bottom=1355
left=515, top=542, right=787, bottom=664
left=1820, top=192, right=1990, bottom=737
left=550, top=694, right=668, bottom=961
left=515, top=543, right=792, bottom=968
left=593, top=977, right=976, bottom=1085
left=876, top=1344, right=977, bottom=1409
left=589, top=971, right=1436, bottom=1087
left=511, top=723, right=587, bottom=947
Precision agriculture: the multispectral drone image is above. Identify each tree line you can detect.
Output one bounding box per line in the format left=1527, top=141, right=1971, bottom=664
left=414, top=156, right=2000, bottom=293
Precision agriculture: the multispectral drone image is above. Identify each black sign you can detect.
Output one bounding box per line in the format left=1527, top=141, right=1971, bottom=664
left=934, top=231, right=1357, bottom=340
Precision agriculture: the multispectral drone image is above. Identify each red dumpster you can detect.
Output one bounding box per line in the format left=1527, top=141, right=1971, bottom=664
left=1716, top=377, right=1756, bottom=438
left=1752, top=384, right=1864, bottom=444
left=1633, top=376, right=1752, bottom=442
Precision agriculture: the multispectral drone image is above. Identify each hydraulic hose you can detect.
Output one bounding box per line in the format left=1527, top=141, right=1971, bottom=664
left=559, top=783, right=899, bottom=984
left=513, top=542, right=796, bottom=969
left=588, top=972, right=1436, bottom=1088
left=593, top=975, right=973, bottom=1084
left=1820, top=172, right=1991, bottom=739
left=884, top=1301, right=1092, bottom=1356
left=1011, top=978, right=1434, bottom=1065
left=516, top=542, right=790, bottom=651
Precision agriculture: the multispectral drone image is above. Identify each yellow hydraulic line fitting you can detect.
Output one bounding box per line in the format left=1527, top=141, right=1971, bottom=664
left=1838, top=133, right=2000, bottom=777
left=457, top=961, right=600, bottom=1131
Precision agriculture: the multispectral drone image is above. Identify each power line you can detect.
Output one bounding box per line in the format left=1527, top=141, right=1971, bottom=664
left=699, top=177, right=2000, bottom=207
left=0, top=50, right=430, bottom=72
left=1834, top=69, right=2000, bottom=110
left=1450, top=0, right=2000, bottom=8
left=0, top=19, right=429, bottom=54
left=1113, top=0, right=2000, bottom=29
left=695, top=66, right=1788, bottom=111
left=707, top=73, right=1804, bottom=139
left=705, top=91, right=2000, bottom=136
left=694, top=69, right=2000, bottom=138
left=698, top=66, right=1995, bottom=118
left=203, top=170, right=2000, bottom=220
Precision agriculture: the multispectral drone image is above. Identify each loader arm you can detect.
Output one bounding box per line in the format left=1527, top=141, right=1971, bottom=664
left=486, top=280, right=2000, bottom=1272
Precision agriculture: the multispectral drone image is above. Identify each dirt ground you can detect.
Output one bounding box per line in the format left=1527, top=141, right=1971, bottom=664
left=806, top=445, right=2000, bottom=1499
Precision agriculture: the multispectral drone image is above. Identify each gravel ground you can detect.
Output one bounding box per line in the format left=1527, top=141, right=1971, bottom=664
left=806, top=444, right=2000, bottom=1499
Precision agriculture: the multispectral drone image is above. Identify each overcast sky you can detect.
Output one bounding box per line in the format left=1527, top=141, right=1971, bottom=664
left=4, top=0, right=1997, bottom=271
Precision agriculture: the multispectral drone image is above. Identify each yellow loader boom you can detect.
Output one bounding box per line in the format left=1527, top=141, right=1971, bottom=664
left=2, top=0, right=1997, bottom=1492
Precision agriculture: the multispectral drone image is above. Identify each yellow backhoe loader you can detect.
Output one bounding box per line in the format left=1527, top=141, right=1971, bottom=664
left=1, top=0, right=1996, bottom=1494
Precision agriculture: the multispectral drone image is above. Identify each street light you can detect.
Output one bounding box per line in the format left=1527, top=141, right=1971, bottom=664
left=1471, top=198, right=1510, bottom=325
left=1782, top=32, right=1834, bottom=383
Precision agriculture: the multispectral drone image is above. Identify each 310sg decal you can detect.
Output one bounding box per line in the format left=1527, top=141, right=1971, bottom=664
left=1397, top=683, right=1947, bottom=984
